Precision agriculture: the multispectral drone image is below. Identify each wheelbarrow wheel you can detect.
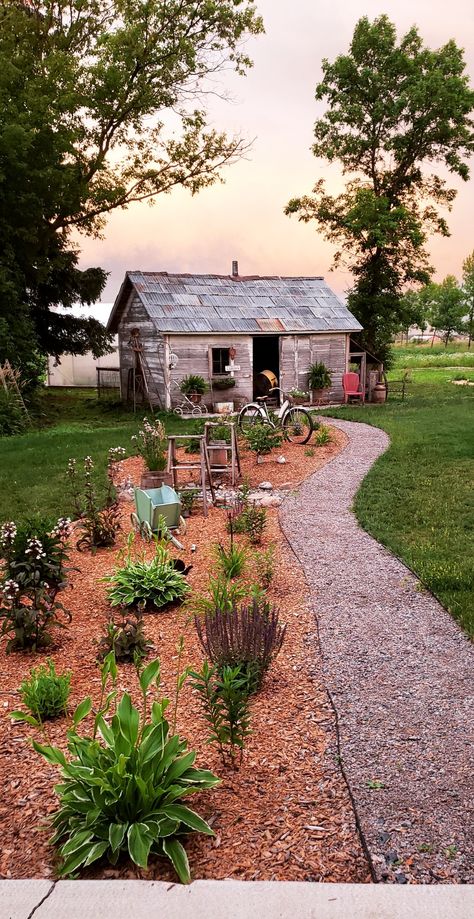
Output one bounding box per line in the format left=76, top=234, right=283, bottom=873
left=140, top=520, right=153, bottom=541
left=130, top=512, right=141, bottom=532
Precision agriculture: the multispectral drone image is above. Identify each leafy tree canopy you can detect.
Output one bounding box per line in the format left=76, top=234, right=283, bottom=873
left=0, top=0, right=263, bottom=378
left=462, top=251, right=474, bottom=348
left=285, top=15, right=474, bottom=363
left=427, top=275, right=466, bottom=346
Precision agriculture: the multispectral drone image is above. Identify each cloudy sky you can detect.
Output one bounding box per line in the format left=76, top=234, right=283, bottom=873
left=78, top=0, right=474, bottom=305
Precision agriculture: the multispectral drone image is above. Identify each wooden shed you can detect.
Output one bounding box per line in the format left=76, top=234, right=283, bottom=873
left=107, top=265, right=363, bottom=409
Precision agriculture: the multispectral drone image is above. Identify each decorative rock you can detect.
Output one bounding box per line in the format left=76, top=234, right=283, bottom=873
left=258, top=481, right=273, bottom=490
left=277, top=456, right=287, bottom=464
left=259, top=495, right=283, bottom=507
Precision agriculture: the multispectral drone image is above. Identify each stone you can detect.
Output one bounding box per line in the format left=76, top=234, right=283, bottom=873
left=259, top=495, right=283, bottom=507
left=277, top=456, right=287, bottom=464
left=258, top=481, right=273, bottom=490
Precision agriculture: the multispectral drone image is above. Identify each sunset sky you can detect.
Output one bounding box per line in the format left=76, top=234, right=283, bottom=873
left=78, top=0, right=474, bottom=305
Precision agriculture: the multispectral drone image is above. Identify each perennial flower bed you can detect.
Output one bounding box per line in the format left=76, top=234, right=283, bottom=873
left=0, top=425, right=370, bottom=883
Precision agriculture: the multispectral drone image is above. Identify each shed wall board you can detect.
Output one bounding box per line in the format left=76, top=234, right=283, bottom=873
left=118, top=294, right=167, bottom=407
left=168, top=334, right=253, bottom=407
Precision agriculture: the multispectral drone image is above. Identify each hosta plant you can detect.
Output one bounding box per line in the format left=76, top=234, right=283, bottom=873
left=29, top=655, right=220, bottom=882
left=103, top=536, right=190, bottom=611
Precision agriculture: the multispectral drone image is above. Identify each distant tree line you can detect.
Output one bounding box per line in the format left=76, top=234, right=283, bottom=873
left=398, top=251, right=474, bottom=347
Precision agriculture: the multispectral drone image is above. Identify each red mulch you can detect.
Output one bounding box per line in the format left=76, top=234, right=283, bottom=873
left=0, top=427, right=370, bottom=882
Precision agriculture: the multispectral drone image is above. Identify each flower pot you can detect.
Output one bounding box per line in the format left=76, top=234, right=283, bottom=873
left=189, top=392, right=202, bottom=404
left=311, top=388, right=328, bottom=405
left=214, top=401, right=234, bottom=414
left=208, top=441, right=229, bottom=466
left=140, top=470, right=173, bottom=488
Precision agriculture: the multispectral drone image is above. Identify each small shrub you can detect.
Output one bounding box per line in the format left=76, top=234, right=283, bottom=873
left=29, top=655, right=219, bottom=881
left=190, top=660, right=252, bottom=768
left=242, top=423, right=283, bottom=457
left=184, top=437, right=202, bottom=454
left=0, top=582, right=71, bottom=652
left=76, top=504, right=121, bottom=551
left=215, top=541, right=247, bottom=580
left=193, top=576, right=247, bottom=616
left=131, top=418, right=167, bottom=471
left=103, top=537, right=190, bottom=610
left=97, top=612, right=153, bottom=663
left=179, top=488, right=199, bottom=514
left=254, top=545, right=276, bottom=589
left=0, top=516, right=72, bottom=592
left=67, top=456, right=121, bottom=550
left=304, top=446, right=315, bottom=458
left=231, top=504, right=267, bottom=545
left=194, top=599, right=286, bottom=691
left=18, top=659, right=71, bottom=721
left=315, top=424, right=331, bottom=446
left=209, top=423, right=232, bottom=443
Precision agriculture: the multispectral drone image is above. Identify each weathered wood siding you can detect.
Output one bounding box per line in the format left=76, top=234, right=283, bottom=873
left=168, top=335, right=253, bottom=408
left=280, top=333, right=348, bottom=401
left=118, top=294, right=167, bottom=406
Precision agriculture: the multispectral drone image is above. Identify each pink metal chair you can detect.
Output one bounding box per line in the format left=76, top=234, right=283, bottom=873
left=342, top=372, right=365, bottom=403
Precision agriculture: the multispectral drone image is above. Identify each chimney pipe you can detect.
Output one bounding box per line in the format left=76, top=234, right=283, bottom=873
left=232, top=260, right=239, bottom=277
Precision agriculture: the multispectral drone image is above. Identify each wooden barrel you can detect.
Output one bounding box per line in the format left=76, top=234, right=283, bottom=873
left=371, top=382, right=387, bottom=403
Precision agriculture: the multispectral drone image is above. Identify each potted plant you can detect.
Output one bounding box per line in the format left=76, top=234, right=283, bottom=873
left=132, top=418, right=172, bottom=488
left=208, top=423, right=231, bottom=466
left=180, top=374, right=208, bottom=404
left=212, top=377, right=236, bottom=391
left=307, top=362, right=332, bottom=404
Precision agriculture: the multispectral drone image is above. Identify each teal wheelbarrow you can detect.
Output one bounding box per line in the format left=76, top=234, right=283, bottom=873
left=131, top=485, right=186, bottom=549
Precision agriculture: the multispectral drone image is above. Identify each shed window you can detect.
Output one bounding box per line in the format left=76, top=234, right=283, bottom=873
left=212, top=347, right=230, bottom=375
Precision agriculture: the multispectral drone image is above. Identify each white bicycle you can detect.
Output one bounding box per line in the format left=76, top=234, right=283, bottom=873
left=238, top=387, right=313, bottom=445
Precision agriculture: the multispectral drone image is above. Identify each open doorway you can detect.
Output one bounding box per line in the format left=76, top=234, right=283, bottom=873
left=252, top=336, right=280, bottom=401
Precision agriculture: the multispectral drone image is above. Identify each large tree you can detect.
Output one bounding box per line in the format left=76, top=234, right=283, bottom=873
left=0, top=0, right=263, bottom=379
left=285, top=15, right=474, bottom=363
left=428, top=276, right=465, bottom=346
left=462, top=251, right=474, bottom=348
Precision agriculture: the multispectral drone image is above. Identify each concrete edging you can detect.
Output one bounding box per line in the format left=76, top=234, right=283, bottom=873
left=2, top=880, right=474, bottom=919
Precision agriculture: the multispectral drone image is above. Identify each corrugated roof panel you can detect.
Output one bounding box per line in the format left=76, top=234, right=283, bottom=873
left=256, top=318, right=285, bottom=332
left=118, top=270, right=363, bottom=335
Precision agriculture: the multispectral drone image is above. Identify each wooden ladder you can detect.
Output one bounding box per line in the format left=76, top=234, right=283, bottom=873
left=204, top=421, right=241, bottom=487
left=128, top=330, right=163, bottom=412
left=166, top=435, right=215, bottom=517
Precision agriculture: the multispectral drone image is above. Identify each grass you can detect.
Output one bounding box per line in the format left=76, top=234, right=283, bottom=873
left=0, top=389, right=195, bottom=523
left=324, top=365, right=474, bottom=637
left=393, top=341, right=474, bottom=369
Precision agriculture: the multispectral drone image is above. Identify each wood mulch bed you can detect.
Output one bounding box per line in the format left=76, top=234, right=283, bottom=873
left=0, top=428, right=370, bottom=883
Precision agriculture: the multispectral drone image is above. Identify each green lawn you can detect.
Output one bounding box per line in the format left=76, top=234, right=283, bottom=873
left=0, top=389, right=195, bottom=523
left=393, top=341, right=474, bottom=368
left=324, top=366, right=474, bottom=636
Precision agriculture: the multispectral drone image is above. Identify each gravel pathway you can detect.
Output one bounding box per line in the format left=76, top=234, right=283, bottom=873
left=280, top=418, right=474, bottom=884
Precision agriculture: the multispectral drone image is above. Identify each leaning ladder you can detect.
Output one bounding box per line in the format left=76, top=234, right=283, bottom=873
left=166, top=435, right=215, bottom=517
left=128, top=330, right=163, bottom=412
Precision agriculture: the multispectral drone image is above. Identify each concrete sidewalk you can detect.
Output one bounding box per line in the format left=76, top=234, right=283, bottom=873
left=2, top=880, right=474, bottom=919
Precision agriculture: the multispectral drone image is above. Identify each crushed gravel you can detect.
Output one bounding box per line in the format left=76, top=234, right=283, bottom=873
left=280, top=418, right=474, bottom=885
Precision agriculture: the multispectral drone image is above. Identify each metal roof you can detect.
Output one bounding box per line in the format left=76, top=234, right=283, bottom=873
left=108, top=271, right=362, bottom=335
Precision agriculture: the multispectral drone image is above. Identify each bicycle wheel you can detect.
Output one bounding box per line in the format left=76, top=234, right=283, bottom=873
left=283, top=407, right=313, bottom=444
left=238, top=404, right=262, bottom=433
